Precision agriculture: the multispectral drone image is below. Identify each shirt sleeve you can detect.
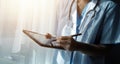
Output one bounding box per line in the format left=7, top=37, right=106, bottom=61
left=101, top=2, right=120, bottom=44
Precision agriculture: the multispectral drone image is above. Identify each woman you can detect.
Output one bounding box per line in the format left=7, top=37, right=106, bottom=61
left=50, top=0, right=120, bottom=64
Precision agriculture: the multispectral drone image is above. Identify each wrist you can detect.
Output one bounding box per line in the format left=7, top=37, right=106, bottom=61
left=72, top=41, right=80, bottom=51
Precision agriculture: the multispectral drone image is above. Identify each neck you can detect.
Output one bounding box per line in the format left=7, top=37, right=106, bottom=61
left=77, top=0, right=89, bottom=15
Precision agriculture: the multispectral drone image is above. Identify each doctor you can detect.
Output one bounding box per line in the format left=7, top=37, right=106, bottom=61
left=52, top=0, right=120, bottom=64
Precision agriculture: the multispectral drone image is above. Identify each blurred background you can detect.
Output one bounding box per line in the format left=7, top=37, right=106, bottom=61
left=0, top=0, right=59, bottom=64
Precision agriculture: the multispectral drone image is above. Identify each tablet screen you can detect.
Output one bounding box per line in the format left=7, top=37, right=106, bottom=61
left=23, top=30, right=64, bottom=49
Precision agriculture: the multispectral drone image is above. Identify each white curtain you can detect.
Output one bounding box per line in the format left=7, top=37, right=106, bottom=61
left=0, top=0, right=58, bottom=64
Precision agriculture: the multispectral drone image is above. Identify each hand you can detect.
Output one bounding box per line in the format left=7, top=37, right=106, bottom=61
left=45, top=33, right=62, bottom=47
left=45, top=33, right=77, bottom=51
left=56, top=36, right=77, bottom=51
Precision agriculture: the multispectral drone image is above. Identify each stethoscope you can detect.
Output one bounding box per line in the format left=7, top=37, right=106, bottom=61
left=70, top=0, right=100, bottom=64
left=71, top=0, right=100, bottom=37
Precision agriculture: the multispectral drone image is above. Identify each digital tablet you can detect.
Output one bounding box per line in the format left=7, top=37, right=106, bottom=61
left=23, top=30, right=64, bottom=49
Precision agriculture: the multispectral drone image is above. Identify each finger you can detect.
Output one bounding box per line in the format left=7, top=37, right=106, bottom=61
left=56, top=40, right=72, bottom=50
left=58, top=36, right=71, bottom=40
left=56, top=40, right=71, bottom=44
left=45, top=33, right=52, bottom=39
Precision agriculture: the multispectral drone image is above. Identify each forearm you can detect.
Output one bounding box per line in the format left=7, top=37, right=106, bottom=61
left=73, top=42, right=114, bottom=56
